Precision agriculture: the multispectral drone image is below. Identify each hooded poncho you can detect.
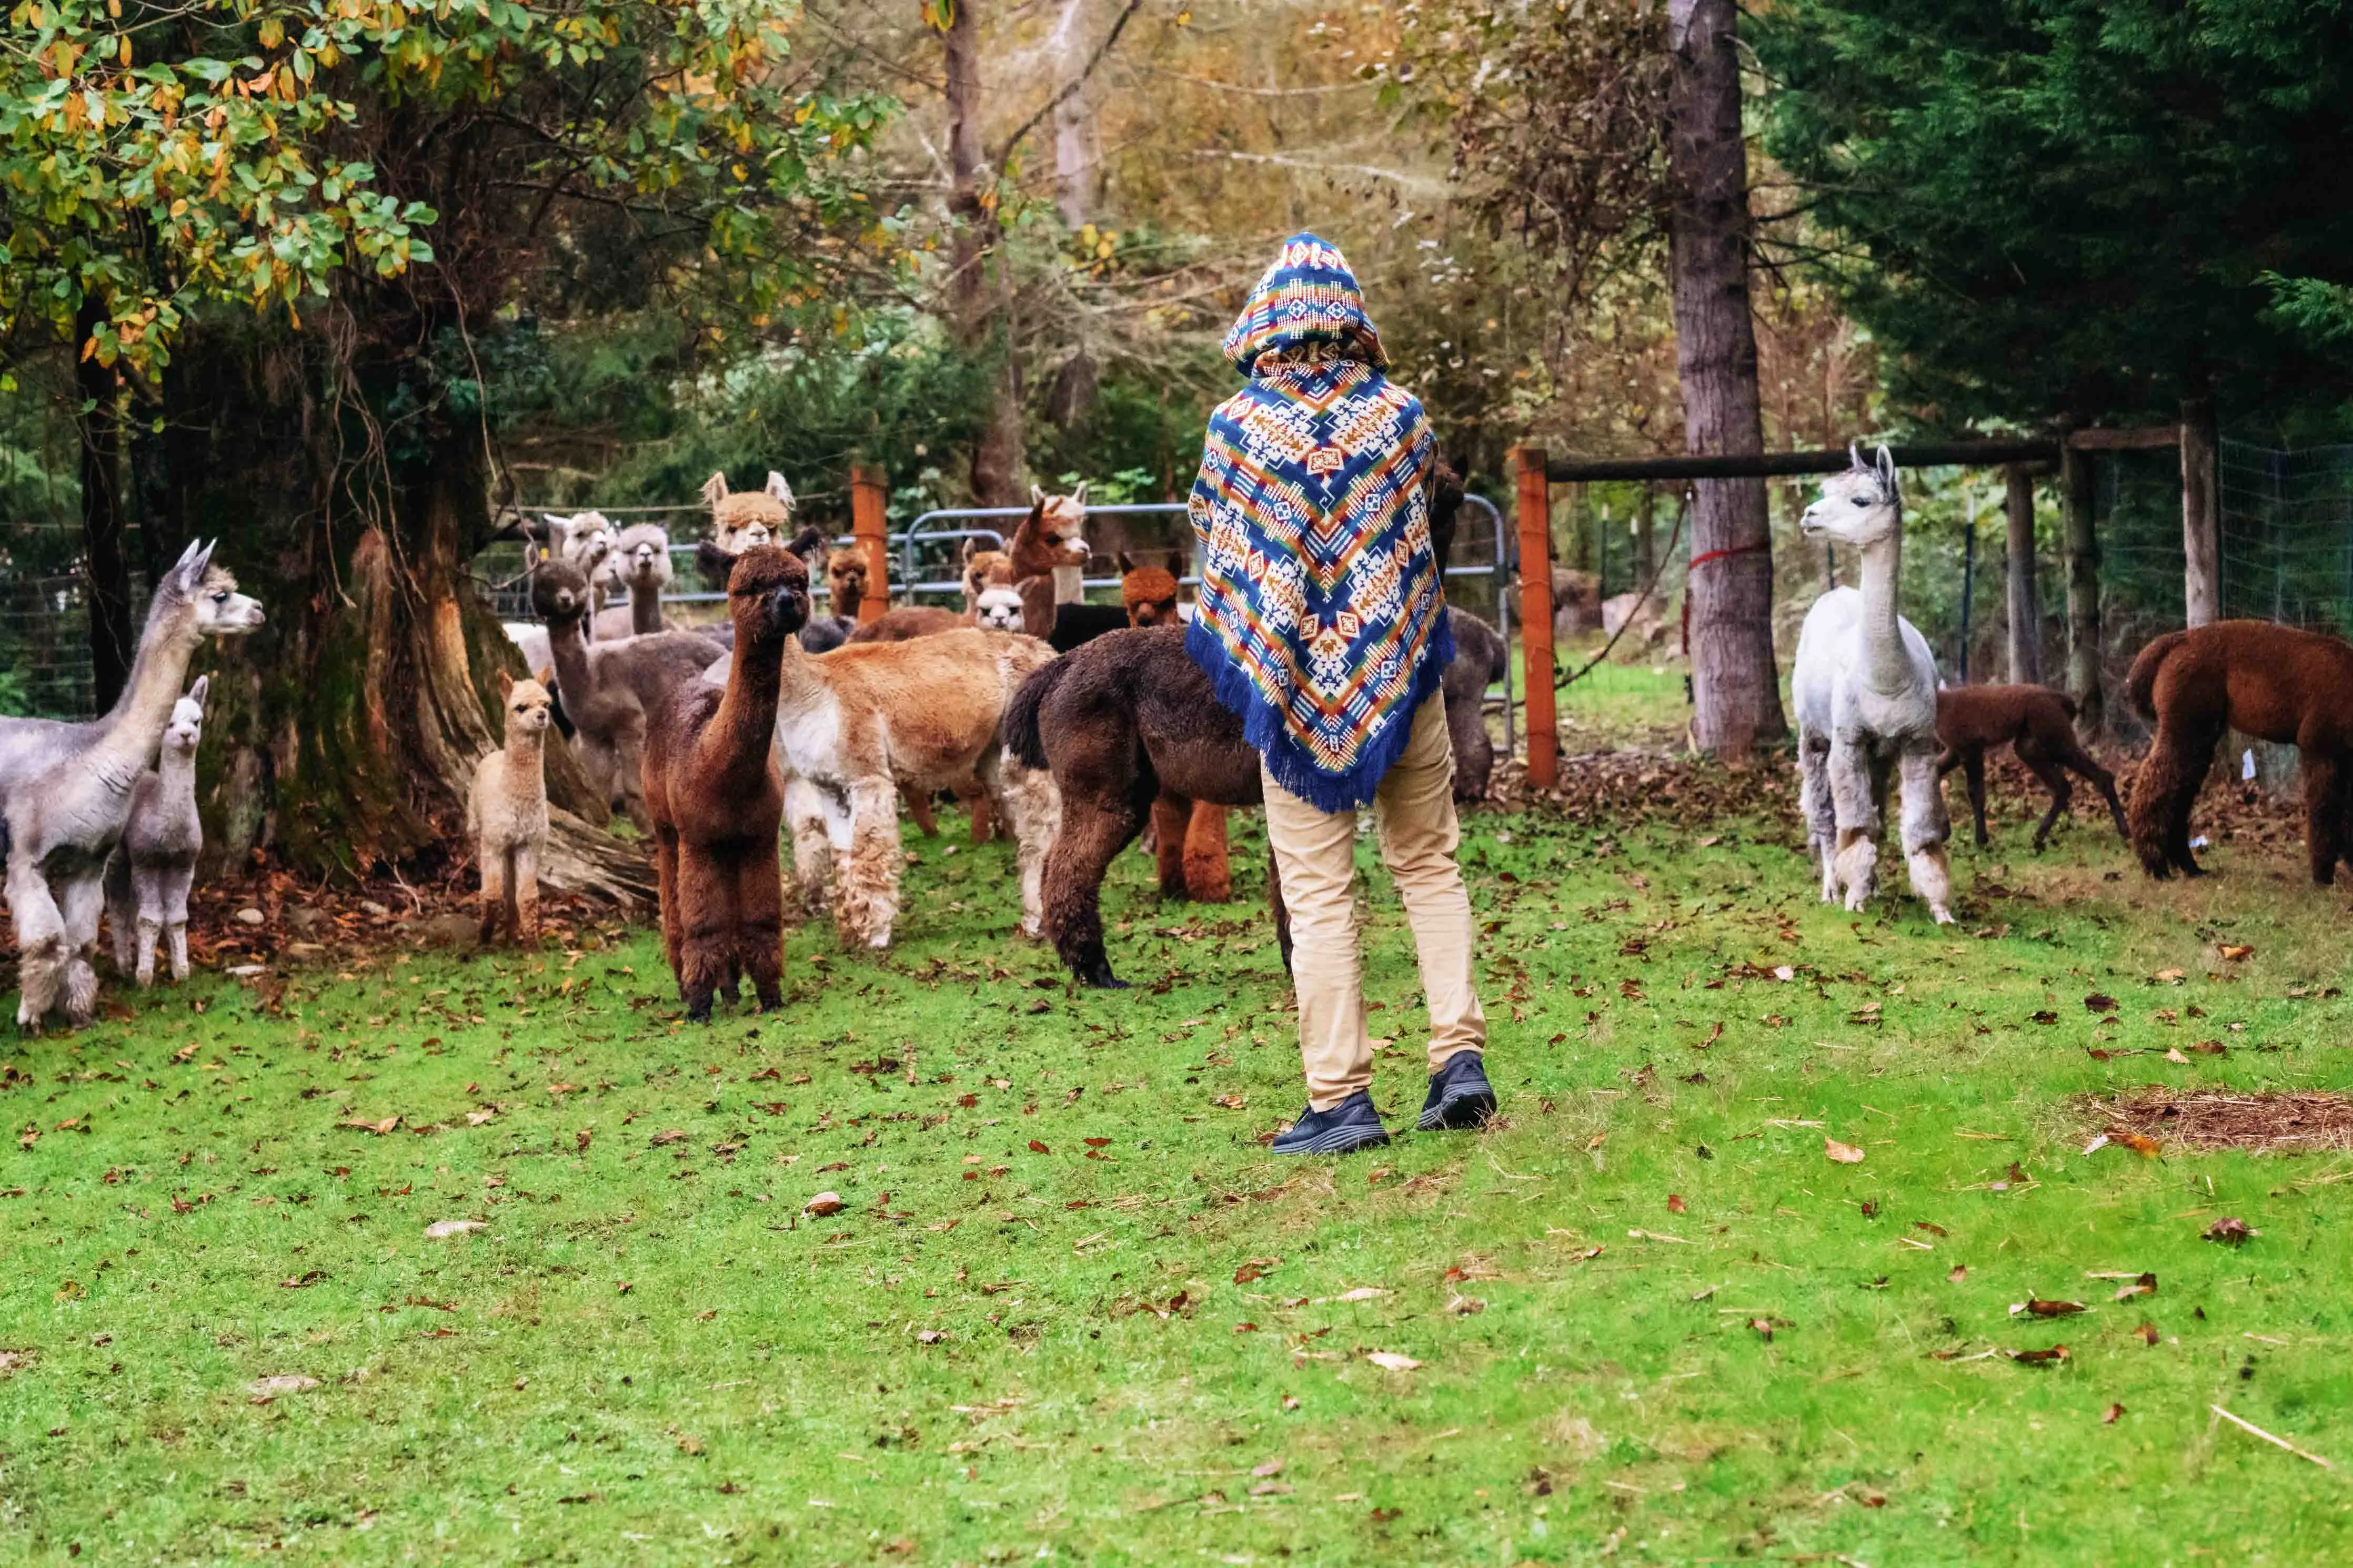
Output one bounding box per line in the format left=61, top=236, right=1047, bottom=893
left=1186, top=233, right=1451, bottom=813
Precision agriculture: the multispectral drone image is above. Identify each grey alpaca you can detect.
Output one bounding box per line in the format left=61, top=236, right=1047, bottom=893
left=593, top=523, right=688, bottom=640
left=1441, top=612, right=1510, bottom=803
left=0, top=541, right=263, bottom=1029
left=532, top=558, right=725, bottom=825
left=103, top=679, right=209, bottom=986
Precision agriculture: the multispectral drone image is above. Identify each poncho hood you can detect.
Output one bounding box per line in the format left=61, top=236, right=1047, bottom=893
left=1221, top=232, right=1390, bottom=377
left=1188, top=234, right=1447, bottom=813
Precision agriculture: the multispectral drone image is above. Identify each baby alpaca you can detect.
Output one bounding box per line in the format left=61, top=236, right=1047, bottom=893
left=103, top=679, right=210, bottom=987
left=470, top=672, right=555, bottom=945
left=1936, top=684, right=2126, bottom=852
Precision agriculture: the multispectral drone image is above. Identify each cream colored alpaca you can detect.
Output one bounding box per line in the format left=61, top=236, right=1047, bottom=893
left=469, top=671, right=555, bottom=945
left=701, top=470, right=796, bottom=553
left=771, top=626, right=1061, bottom=948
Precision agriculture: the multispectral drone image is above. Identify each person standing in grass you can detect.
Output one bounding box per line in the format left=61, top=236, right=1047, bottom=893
left=1186, top=231, right=1493, bottom=1157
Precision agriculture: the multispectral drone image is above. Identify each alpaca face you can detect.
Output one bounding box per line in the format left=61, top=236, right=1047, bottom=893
left=610, top=524, right=673, bottom=595
left=548, top=511, right=617, bottom=575
left=503, top=676, right=554, bottom=739
left=728, top=545, right=811, bottom=646
left=1021, top=485, right=1091, bottom=570
left=190, top=564, right=265, bottom=638
left=529, top=558, right=594, bottom=624
left=961, top=544, right=1012, bottom=608
left=1801, top=446, right=1901, bottom=547
left=826, top=549, right=870, bottom=613
left=702, top=471, right=797, bottom=554
left=974, top=585, right=1025, bottom=632
left=1121, top=566, right=1182, bottom=628
left=160, top=677, right=208, bottom=756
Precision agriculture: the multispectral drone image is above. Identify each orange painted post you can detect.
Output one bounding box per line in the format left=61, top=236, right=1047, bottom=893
left=1512, top=446, right=1557, bottom=791
left=850, top=462, right=890, bottom=624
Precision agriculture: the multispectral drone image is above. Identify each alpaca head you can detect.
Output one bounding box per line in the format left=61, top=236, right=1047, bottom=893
left=973, top=584, right=1025, bottom=632
left=1118, top=554, right=1182, bottom=628
left=608, top=524, right=673, bottom=597
left=160, top=676, right=208, bottom=757
left=1801, top=445, right=1902, bottom=548
left=495, top=669, right=555, bottom=740
left=528, top=557, right=595, bottom=626
left=545, top=511, right=617, bottom=576
left=1014, top=484, right=1091, bottom=574
left=960, top=540, right=1012, bottom=607
left=711, top=544, right=810, bottom=649
left=155, top=542, right=265, bottom=641
left=702, top=470, right=796, bottom=553
left=826, top=547, right=871, bottom=615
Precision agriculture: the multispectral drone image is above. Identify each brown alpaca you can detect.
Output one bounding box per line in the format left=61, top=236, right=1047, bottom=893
left=961, top=541, right=1012, bottom=606
left=2126, top=621, right=2353, bottom=883
left=1003, top=625, right=1290, bottom=988
left=470, top=671, right=555, bottom=945
left=1117, top=557, right=1182, bottom=628
left=1008, top=488, right=1129, bottom=650
left=1935, top=684, right=2126, bottom=852
left=827, top=547, right=875, bottom=619
left=642, top=545, right=808, bottom=1020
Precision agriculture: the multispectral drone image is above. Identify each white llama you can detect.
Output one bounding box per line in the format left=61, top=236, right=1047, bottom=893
left=1792, top=446, right=1954, bottom=922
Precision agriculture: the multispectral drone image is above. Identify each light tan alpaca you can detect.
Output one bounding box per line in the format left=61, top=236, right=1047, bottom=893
left=771, top=626, right=1061, bottom=948
left=469, top=672, right=555, bottom=945
left=701, top=470, right=796, bottom=554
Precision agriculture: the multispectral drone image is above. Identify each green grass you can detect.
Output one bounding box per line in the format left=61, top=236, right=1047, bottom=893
left=10, top=767, right=2353, bottom=1563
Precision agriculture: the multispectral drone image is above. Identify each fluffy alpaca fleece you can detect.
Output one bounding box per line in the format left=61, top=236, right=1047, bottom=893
left=1117, top=559, right=1182, bottom=627
left=592, top=524, right=682, bottom=640
left=102, top=678, right=209, bottom=987
left=827, top=547, right=876, bottom=619
left=1003, top=625, right=1292, bottom=988
left=961, top=541, right=1012, bottom=606
left=644, top=547, right=807, bottom=1020
left=1935, top=684, right=2125, bottom=852
left=468, top=672, right=555, bottom=945
left=1441, top=612, right=1510, bottom=803
left=2125, top=620, right=2353, bottom=883
left=1791, top=447, right=1954, bottom=922
left=847, top=605, right=968, bottom=643
left=532, top=559, right=726, bottom=826
left=700, top=470, right=796, bottom=555
left=771, top=626, right=1061, bottom=948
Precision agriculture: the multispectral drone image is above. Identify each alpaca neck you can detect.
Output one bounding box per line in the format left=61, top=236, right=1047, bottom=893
left=712, top=624, right=789, bottom=764
left=89, top=615, right=200, bottom=779
left=1856, top=530, right=1909, bottom=695
left=1052, top=564, right=1085, bottom=605
left=628, top=581, right=662, bottom=635
left=546, top=615, right=598, bottom=700
left=504, top=722, right=546, bottom=780
left=153, top=744, right=199, bottom=813
left=776, top=635, right=831, bottom=717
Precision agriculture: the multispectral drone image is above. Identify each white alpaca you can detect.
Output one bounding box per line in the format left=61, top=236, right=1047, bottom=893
left=1792, top=446, right=1954, bottom=923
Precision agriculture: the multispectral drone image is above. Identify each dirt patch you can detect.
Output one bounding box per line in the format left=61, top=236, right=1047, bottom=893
left=2087, top=1088, right=2353, bottom=1153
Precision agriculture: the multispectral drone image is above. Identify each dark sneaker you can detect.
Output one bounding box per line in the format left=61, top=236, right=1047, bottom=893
left=1270, top=1090, right=1391, bottom=1156
left=1417, top=1052, right=1497, bottom=1131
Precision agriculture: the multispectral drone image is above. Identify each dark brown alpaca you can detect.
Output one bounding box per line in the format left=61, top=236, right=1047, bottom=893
left=2126, top=620, right=2353, bottom=882
left=1004, top=626, right=1286, bottom=988
left=1935, top=684, right=2126, bottom=852
left=642, top=545, right=810, bottom=1020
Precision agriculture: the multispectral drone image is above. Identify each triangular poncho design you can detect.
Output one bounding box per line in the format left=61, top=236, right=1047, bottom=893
left=1186, top=233, right=1452, bottom=813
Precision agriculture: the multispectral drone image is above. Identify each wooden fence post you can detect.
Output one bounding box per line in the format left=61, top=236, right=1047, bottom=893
left=2059, top=440, right=2103, bottom=732
left=1511, top=446, right=1557, bottom=791
left=2003, top=463, right=2044, bottom=685
left=2180, top=399, right=2220, bottom=628
left=850, top=462, right=890, bottom=624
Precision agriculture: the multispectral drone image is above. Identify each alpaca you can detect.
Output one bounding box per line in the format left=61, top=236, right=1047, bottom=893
left=644, top=546, right=808, bottom=1020
left=591, top=524, right=680, bottom=640
left=1935, top=684, right=2126, bottom=852
left=1791, top=447, right=1954, bottom=922
left=827, top=547, right=876, bottom=619
left=961, top=540, right=1012, bottom=606
left=1007, top=488, right=1128, bottom=650
left=702, top=470, right=796, bottom=554
left=767, top=619, right=1061, bottom=949
left=100, top=678, right=209, bottom=987
left=532, top=559, right=726, bottom=826
left=2125, top=621, right=2353, bottom=883
left=0, top=541, right=264, bottom=1028
left=1003, top=625, right=1289, bottom=988
left=468, top=671, right=555, bottom=945
left=1117, top=555, right=1182, bottom=628
left=1442, top=612, right=1510, bottom=804
left=848, top=605, right=968, bottom=644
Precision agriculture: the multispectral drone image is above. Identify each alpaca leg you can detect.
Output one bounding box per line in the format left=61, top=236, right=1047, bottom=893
left=58, top=872, right=105, bottom=1027
left=2064, top=745, right=2129, bottom=843
left=653, top=825, right=684, bottom=979
left=2016, top=741, right=2073, bottom=853
left=901, top=784, right=939, bottom=838
left=511, top=844, right=540, bottom=944
left=1827, top=737, right=1881, bottom=911
left=783, top=776, right=837, bottom=919
left=1184, top=802, right=1234, bottom=904
left=1961, top=750, right=1990, bottom=848
left=733, top=840, right=785, bottom=1011
left=959, top=780, right=996, bottom=845
left=2129, top=719, right=2219, bottom=878
left=7, top=857, right=69, bottom=1030
left=1798, top=732, right=1837, bottom=901
left=478, top=846, right=507, bottom=946
left=133, top=865, right=167, bottom=987
left=981, top=753, right=1061, bottom=942
left=161, top=864, right=194, bottom=984
left=833, top=778, right=903, bottom=949
left=105, top=851, right=136, bottom=975
left=675, top=846, right=735, bottom=1022
left=1896, top=745, right=1955, bottom=924
left=2300, top=749, right=2344, bottom=887
left=1040, top=791, right=1145, bottom=987
left=1150, top=793, right=1192, bottom=898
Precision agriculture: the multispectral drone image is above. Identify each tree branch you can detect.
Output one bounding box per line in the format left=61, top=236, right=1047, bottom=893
left=991, top=0, right=1144, bottom=169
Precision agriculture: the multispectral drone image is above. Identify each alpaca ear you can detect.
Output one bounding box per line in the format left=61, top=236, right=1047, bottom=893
left=961, top=538, right=979, bottom=566
left=534, top=665, right=555, bottom=689
left=766, top=471, right=795, bottom=508
left=787, top=525, right=824, bottom=559
left=1030, top=483, right=1048, bottom=506
left=1070, top=481, right=1090, bottom=508
left=701, top=471, right=730, bottom=509
left=1874, top=444, right=1898, bottom=494
left=697, top=541, right=740, bottom=579
left=496, top=670, right=514, bottom=697
left=178, top=540, right=216, bottom=593
left=1114, top=550, right=1134, bottom=575
left=187, top=675, right=209, bottom=711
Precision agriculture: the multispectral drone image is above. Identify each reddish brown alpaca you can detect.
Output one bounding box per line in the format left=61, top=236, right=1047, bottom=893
left=642, top=546, right=809, bottom=1020
left=1935, top=684, right=2126, bottom=852
left=2127, top=621, right=2353, bottom=883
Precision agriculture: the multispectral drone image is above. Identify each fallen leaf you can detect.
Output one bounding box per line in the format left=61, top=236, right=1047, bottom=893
left=805, top=1192, right=846, bottom=1217
left=1824, top=1137, right=1866, bottom=1165
left=1028, top=1139, right=1050, bottom=1155
left=1252, top=1458, right=1284, bottom=1478
left=1233, top=1258, right=1279, bottom=1284
left=915, top=1329, right=945, bottom=1345
left=2010, top=1299, right=2087, bottom=1318
left=1446, top=1294, right=1486, bottom=1316
left=2217, top=944, right=2254, bottom=962
left=650, top=1130, right=688, bottom=1146
left=2203, top=1216, right=2254, bottom=1246
left=2154, top=967, right=2186, bottom=984
left=247, top=1374, right=320, bottom=1403
left=1947, top=1265, right=1968, bottom=1283
left=2009, top=1345, right=2069, bottom=1364
left=1748, top=1317, right=1776, bottom=1342
left=338, top=1116, right=399, bottom=1136
left=1321, top=1287, right=1388, bottom=1304
left=2084, top=993, right=2119, bottom=1014
left=2103, top=1402, right=2126, bottom=1424
left=2112, top=1272, right=2158, bottom=1302
left=1666, top=1194, right=1687, bottom=1214
left=2136, top=1321, right=2160, bottom=1346
left=423, top=1219, right=484, bottom=1239
left=1364, top=1351, right=1421, bottom=1372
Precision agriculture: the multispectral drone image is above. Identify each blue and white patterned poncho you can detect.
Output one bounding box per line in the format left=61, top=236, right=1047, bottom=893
left=1186, top=232, right=1452, bottom=813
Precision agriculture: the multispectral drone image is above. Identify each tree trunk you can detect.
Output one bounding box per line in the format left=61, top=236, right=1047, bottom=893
left=157, top=320, right=649, bottom=906
left=2003, top=463, right=2043, bottom=685
left=1665, top=0, right=1786, bottom=757
left=74, top=298, right=134, bottom=711
left=1050, top=0, right=1102, bottom=227
left=2180, top=397, right=2220, bottom=628
left=2060, top=441, right=2103, bottom=732
left=940, top=0, right=1025, bottom=507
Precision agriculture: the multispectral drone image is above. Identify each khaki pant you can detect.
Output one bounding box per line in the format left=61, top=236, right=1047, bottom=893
left=1261, top=694, right=1487, bottom=1110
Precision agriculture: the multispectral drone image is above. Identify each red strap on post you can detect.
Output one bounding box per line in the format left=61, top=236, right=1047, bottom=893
left=1681, top=538, right=1771, bottom=655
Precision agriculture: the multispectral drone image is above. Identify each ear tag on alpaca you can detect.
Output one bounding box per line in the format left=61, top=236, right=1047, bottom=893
left=2241, top=748, right=2257, bottom=783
